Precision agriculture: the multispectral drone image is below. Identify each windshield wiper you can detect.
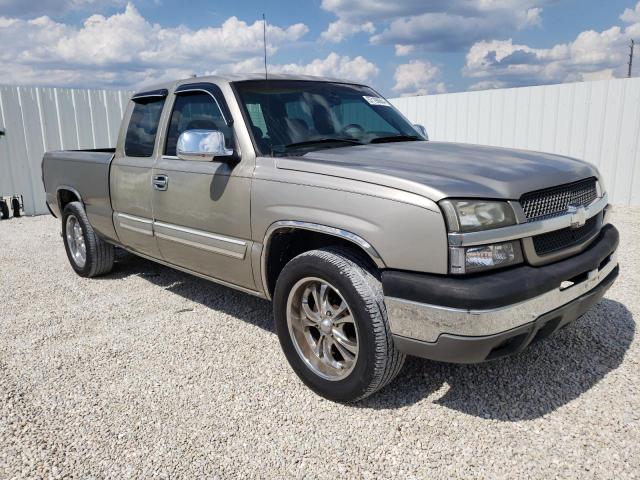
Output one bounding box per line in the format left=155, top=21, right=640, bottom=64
left=370, top=135, right=421, bottom=144
left=283, top=138, right=364, bottom=150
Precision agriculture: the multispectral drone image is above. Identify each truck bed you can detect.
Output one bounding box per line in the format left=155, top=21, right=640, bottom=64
left=42, top=149, right=116, bottom=241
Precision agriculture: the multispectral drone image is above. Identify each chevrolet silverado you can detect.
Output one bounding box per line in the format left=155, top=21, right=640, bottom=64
left=42, top=74, right=619, bottom=402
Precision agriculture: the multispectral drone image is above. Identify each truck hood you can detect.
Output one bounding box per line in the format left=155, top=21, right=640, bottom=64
left=275, top=141, right=598, bottom=201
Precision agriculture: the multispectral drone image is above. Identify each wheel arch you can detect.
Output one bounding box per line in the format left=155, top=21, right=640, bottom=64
left=57, top=186, right=84, bottom=213
left=260, top=221, right=385, bottom=300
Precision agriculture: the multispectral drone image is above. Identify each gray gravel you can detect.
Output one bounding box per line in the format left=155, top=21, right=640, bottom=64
left=1, top=208, right=639, bottom=479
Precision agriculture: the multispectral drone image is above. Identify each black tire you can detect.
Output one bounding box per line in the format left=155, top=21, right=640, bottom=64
left=11, top=198, right=21, bottom=217
left=61, top=201, right=114, bottom=277
left=0, top=200, right=9, bottom=220
left=273, top=247, right=405, bottom=402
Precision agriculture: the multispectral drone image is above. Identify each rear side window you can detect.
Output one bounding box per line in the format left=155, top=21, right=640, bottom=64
left=124, top=98, right=165, bottom=157
left=165, top=92, right=235, bottom=157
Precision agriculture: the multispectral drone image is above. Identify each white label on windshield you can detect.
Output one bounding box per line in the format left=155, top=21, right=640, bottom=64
left=363, top=95, right=390, bottom=106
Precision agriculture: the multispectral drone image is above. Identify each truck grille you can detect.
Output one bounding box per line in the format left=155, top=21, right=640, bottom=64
left=532, top=215, right=599, bottom=256
left=520, top=178, right=598, bottom=222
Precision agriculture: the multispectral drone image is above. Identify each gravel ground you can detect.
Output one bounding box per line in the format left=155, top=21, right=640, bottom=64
left=0, top=208, right=638, bottom=479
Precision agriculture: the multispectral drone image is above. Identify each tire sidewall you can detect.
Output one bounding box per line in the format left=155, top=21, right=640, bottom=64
left=62, top=203, right=92, bottom=276
left=274, top=251, right=381, bottom=402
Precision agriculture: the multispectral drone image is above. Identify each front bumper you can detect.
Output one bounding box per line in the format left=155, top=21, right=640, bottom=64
left=383, top=224, right=619, bottom=363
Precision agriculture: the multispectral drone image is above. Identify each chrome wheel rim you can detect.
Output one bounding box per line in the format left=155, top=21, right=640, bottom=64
left=286, top=277, right=359, bottom=381
left=66, top=215, right=87, bottom=268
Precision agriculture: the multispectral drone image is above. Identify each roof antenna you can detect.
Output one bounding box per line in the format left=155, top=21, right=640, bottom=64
left=262, top=13, right=268, bottom=81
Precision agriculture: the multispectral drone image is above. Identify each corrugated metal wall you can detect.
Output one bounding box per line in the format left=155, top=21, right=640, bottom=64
left=390, top=77, right=640, bottom=206
left=0, top=86, right=132, bottom=215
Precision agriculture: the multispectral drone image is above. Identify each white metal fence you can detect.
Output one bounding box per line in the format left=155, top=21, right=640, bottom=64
left=390, top=77, right=640, bottom=206
left=0, top=86, right=132, bottom=215
left=1, top=78, right=639, bottom=217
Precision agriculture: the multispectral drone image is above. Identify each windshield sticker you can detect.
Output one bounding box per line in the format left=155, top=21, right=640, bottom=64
left=363, top=96, right=391, bottom=106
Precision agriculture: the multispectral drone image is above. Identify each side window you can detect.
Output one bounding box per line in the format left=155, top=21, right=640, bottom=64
left=164, top=92, right=235, bottom=157
left=124, top=98, right=165, bottom=157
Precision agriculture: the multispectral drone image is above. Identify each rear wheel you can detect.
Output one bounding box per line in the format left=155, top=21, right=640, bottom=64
left=62, top=201, right=114, bottom=277
left=273, top=247, right=405, bottom=402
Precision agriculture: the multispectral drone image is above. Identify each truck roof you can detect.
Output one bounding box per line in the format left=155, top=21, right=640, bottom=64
left=134, top=73, right=363, bottom=97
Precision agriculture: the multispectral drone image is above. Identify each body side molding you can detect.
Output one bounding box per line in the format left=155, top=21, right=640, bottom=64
left=153, top=221, right=247, bottom=259
left=114, top=212, right=154, bottom=236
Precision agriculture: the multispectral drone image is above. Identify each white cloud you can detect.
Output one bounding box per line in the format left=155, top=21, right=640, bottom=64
left=320, top=0, right=547, bottom=51
left=621, top=2, right=640, bottom=23
left=320, top=0, right=546, bottom=23
left=0, top=0, right=124, bottom=18
left=273, top=52, right=379, bottom=83
left=371, top=6, right=543, bottom=52
left=394, top=44, right=415, bottom=56
left=468, top=80, right=509, bottom=91
left=206, top=53, right=380, bottom=84
left=0, top=3, right=309, bottom=88
left=463, top=2, right=640, bottom=89
left=524, top=7, right=542, bottom=27
left=393, top=60, right=446, bottom=96
left=580, top=69, right=617, bottom=81
left=320, top=19, right=375, bottom=43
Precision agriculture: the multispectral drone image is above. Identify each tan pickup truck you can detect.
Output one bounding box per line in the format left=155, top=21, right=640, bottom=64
left=42, top=74, right=619, bottom=402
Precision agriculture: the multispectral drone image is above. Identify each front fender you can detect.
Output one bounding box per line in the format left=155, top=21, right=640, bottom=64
left=251, top=176, right=448, bottom=275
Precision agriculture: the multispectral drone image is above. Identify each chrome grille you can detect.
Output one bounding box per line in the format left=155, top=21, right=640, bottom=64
left=520, top=178, right=598, bottom=222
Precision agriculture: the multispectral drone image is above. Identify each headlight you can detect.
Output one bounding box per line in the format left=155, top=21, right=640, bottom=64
left=440, top=200, right=517, bottom=233
left=450, top=241, right=523, bottom=274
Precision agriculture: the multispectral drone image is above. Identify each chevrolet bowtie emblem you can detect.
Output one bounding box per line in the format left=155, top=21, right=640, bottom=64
left=568, top=204, right=587, bottom=229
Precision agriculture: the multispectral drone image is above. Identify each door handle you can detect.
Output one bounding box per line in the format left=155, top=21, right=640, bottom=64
left=153, top=174, right=168, bottom=191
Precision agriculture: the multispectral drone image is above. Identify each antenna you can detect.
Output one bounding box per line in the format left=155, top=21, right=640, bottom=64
left=263, top=13, right=268, bottom=80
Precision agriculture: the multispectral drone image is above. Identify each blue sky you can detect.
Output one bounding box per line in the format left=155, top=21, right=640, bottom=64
left=1, top=0, right=639, bottom=96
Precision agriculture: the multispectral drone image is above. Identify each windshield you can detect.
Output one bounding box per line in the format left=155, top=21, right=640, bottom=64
left=233, top=80, right=424, bottom=156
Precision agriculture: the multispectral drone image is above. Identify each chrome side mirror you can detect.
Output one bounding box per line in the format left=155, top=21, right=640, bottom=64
left=413, top=124, right=429, bottom=141
left=177, top=129, right=234, bottom=162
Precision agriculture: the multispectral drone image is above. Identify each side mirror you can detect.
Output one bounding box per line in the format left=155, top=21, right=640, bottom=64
left=177, top=129, right=234, bottom=162
left=413, top=124, right=429, bottom=141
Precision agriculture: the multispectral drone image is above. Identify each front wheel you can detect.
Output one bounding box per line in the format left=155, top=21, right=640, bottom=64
left=273, top=247, right=405, bottom=402
left=62, top=201, right=114, bottom=277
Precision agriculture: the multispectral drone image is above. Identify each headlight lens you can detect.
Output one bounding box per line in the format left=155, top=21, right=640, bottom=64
left=450, top=241, right=523, bottom=274
left=440, top=200, right=517, bottom=232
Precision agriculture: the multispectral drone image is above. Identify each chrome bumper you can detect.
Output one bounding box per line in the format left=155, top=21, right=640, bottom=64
left=385, top=252, right=618, bottom=343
